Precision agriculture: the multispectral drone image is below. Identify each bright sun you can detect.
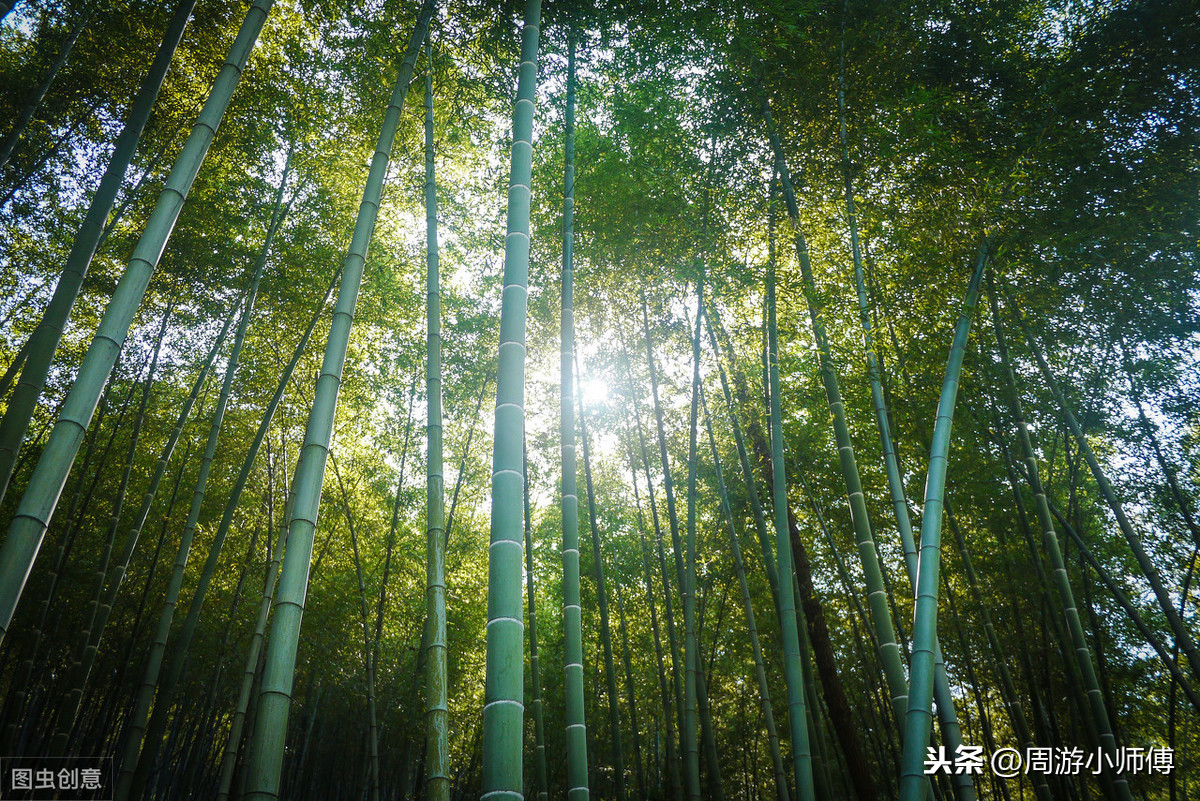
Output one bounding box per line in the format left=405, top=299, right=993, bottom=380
left=580, top=378, right=610, bottom=408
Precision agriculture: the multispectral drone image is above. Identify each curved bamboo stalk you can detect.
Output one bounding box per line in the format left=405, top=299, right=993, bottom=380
left=898, top=242, right=989, bottom=801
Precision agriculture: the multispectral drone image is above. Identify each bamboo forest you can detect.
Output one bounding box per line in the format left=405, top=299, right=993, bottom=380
left=0, top=0, right=1197, bottom=799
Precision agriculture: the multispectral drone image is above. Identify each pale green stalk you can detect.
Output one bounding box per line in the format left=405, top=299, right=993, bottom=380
left=240, top=12, right=433, bottom=793
left=765, top=202, right=815, bottom=801
left=897, top=243, right=989, bottom=801
left=682, top=282, right=703, bottom=801
left=424, top=36, right=450, bottom=801
left=0, top=0, right=196, bottom=503
left=0, top=0, right=274, bottom=648
left=559, top=24, right=589, bottom=801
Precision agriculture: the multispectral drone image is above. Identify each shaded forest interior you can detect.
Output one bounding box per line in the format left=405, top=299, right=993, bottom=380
left=0, top=0, right=1197, bottom=799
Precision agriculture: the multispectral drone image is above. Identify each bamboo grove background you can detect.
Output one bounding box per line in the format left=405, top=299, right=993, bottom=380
left=0, top=0, right=1197, bottom=799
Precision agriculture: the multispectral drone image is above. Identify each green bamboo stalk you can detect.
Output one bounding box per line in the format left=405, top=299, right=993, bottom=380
left=424, top=35, right=450, bottom=801
left=0, top=0, right=274, bottom=649
left=764, top=201, right=816, bottom=801
left=897, top=241, right=989, bottom=801
left=0, top=0, right=196, bottom=504
left=710, top=303, right=882, bottom=801
left=116, top=164, right=305, bottom=801
left=944, top=500, right=1048, bottom=801
left=240, top=4, right=434, bottom=795
left=614, top=577, right=647, bottom=801
left=682, top=282, right=703, bottom=801
left=332, top=459, right=381, bottom=801
left=622, top=319, right=685, bottom=798
left=617, top=354, right=683, bottom=801
left=49, top=299, right=173, bottom=756
left=480, top=0, right=541, bottom=797
left=216, top=456, right=292, bottom=801
left=702, top=307, right=779, bottom=611
left=762, top=112, right=913, bottom=747
left=559, top=24, right=589, bottom=801
left=835, top=19, right=974, bottom=794
left=639, top=291, right=693, bottom=782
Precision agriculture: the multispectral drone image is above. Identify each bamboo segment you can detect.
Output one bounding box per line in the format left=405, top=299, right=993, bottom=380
left=480, top=0, right=541, bottom=798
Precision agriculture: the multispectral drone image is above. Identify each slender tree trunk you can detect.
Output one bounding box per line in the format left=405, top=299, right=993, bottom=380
left=216, top=451, right=292, bottom=801
left=478, top=0, right=541, bottom=799
left=699, top=387, right=789, bottom=801
left=682, top=282, right=704, bottom=801
left=763, top=111, right=918, bottom=770
left=0, top=0, right=274, bottom=648
left=423, top=37, right=450, bottom=801
left=331, top=459, right=381, bottom=801
left=620, top=321, right=684, bottom=801
left=709, top=303, right=881, bottom=801
left=618, top=359, right=682, bottom=801
left=558, top=25, right=589, bottom=801
left=897, top=238, right=989, bottom=801
left=523, top=440, right=549, bottom=801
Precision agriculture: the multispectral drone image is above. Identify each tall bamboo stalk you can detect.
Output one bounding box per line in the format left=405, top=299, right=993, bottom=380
left=0, top=0, right=196, bottom=504
left=578, top=350, right=628, bottom=801
left=618, top=340, right=683, bottom=801
left=897, top=240, right=989, bottom=801
left=559, top=24, right=589, bottom=801
left=764, top=194, right=816, bottom=801
left=682, top=281, right=704, bottom=801
left=0, top=0, right=275, bottom=649
left=524, top=439, right=550, bottom=801
left=699, top=385, right=789, bottom=801
left=423, top=35, right=450, bottom=801
left=479, top=0, right=541, bottom=797
left=242, top=6, right=433, bottom=796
